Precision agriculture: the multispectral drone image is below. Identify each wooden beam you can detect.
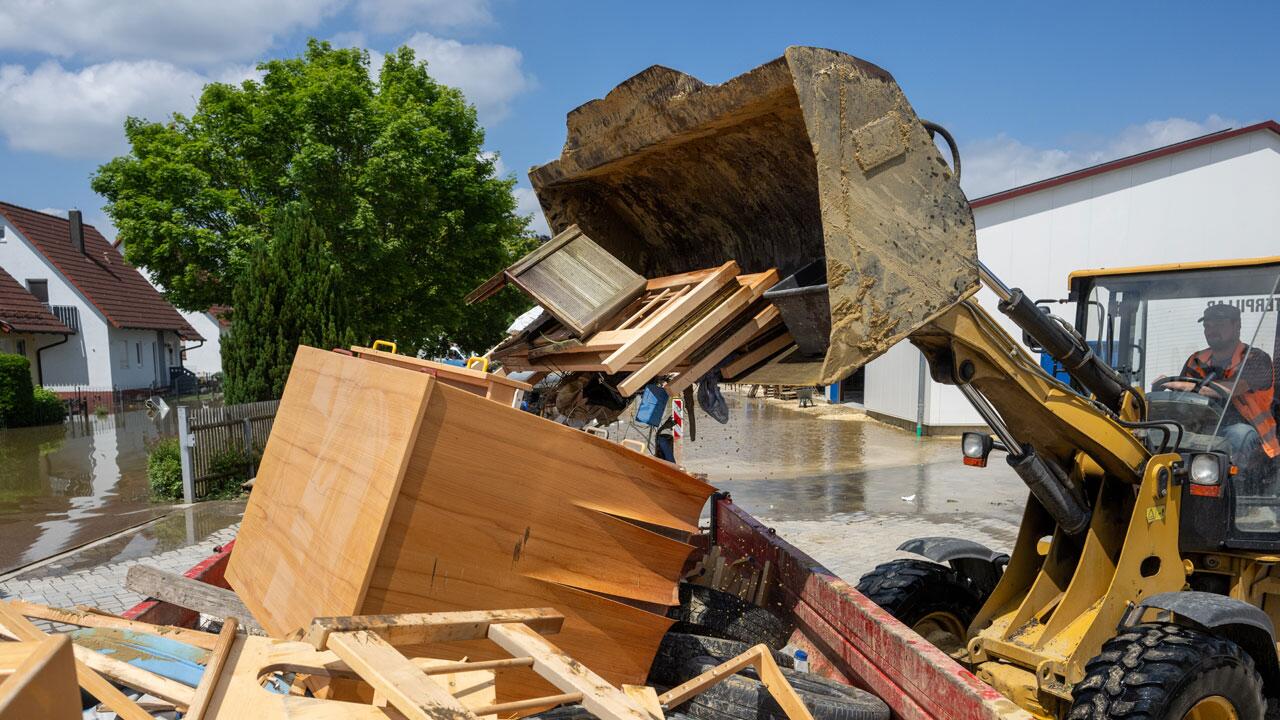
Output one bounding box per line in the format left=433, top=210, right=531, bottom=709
left=185, top=616, right=239, bottom=720
left=600, top=261, right=740, bottom=373
left=0, top=602, right=153, bottom=720
left=488, top=622, right=653, bottom=720
left=618, top=270, right=779, bottom=397
left=6, top=599, right=219, bottom=650
left=0, top=635, right=80, bottom=720
left=664, top=307, right=781, bottom=397
left=308, top=607, right=564, bottom=650
left=657, top=645, right=813, bottom=720
left=721, top=332, right=794, bottom=380
left=328, top=630, right=478, bottom=720
left=125, top=564, right=266, bottom=635
left=73, top=643, right=196, bottom=710
left=474, top=691, right=584, bottom=716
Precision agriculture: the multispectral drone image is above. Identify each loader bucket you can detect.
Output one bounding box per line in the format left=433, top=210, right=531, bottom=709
left=529, top=47, right=979, bottom=384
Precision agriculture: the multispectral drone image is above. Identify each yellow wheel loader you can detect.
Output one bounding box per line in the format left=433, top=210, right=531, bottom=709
left=528, top=47, right=1280, bottom=719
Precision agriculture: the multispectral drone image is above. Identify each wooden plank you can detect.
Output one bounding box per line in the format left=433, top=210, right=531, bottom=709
left=600, top=261, right=740, bottom=372
left=328, top=630, right=478, bottom=720
left=0, top=636, right=80, bottom=720
left=227, top=346, right=437, bottom=637
left=200, top=634, right=402, bottom=719
left=73, top=643, right=196, bottom=709
left=0, top=602, right=153, bottom=720
left=618, top=270, right=779, bottom=396
left=308, top=608, right=564, bottom=650
left=657, top=645, right=813, bottom=720
left=185, top=617, right=239, bottom=720
left=646, top=268, right=717, bottom=290
left=7, top=599, right=219, bottom=650
left=665, top=306, right=781, bottom=397
left=721, top=332, right=795, bottom=379
left=474, top=691, right=583, bottom=716
left=125, top=565, right=265, bottom=635
left=623, top=684, right=664, bottom=720
left=352, top=347, right=532, bottom=391
left=488, top=622, right=653, bottom=720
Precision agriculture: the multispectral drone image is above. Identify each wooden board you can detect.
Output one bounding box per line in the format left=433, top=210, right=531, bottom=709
left=665, top=306, right=781, bottom=397
left=0, top=636, right=80, bottom=720
left=352, top=347, right=532, bottom=395
left=617, top=270, right=779, bottom=396
left=228, top=346, right=436, bottom=637
left=126, top=565, right=265, bottom=635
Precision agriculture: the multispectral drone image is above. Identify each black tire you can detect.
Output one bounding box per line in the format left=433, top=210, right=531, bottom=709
left=855, top=559, right=982, bottom=652
left=676, top=657, right=889, bottom=720
left=671, top=584, right=793, bottom=650
left=650, top=633, right=794, bottom=687
left=1067, top=622, right=1264, bottom=720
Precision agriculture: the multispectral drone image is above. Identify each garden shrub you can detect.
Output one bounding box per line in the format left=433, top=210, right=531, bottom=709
left=0, top=354, right=35, bottom=427
left=147, top=438, right=183, bottom=500
left=31, top=388, right=67, bottom=425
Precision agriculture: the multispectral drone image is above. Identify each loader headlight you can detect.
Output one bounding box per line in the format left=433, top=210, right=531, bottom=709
left=1189, top=454, right=1222, bottom=485
left=962, top=432, right=993, bottom=468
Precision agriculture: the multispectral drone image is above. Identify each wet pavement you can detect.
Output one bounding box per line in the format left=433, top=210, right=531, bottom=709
left=0, top=406, right=235, bottom=575
left=679, top=390, right=1026, bottom=581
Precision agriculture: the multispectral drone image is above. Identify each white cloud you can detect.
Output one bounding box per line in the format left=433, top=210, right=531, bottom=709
left=37, top=207, right=67, bottom=218
left=961, top=115, right=1239, bottom=198
left=0, top=60, right=214, bottom=159
left=514, top=186, right=550, bottom=237
left=403, top=33, right=534, bottom=124
left=357, top=0, right=493, bottom=34
left=0, top=0, right=343, bottom=66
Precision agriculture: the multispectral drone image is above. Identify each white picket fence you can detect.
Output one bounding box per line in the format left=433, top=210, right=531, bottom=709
left=176, top=400, right=279, bottom=501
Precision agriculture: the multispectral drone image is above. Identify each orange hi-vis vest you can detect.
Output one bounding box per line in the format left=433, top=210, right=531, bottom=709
left=1186, top=342, right=1279, bottom=458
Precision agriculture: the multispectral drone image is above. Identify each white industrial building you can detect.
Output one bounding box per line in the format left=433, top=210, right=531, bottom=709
left=856, top=120, right=1280, bottom=432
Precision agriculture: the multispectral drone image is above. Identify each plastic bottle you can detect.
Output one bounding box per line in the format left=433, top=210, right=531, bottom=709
left=794, top=649, right=809, bottom=673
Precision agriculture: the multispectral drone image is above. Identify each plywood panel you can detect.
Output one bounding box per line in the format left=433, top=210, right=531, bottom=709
left=228, top=346, right=436, bottom=636
left=365, top=383, right=713, bottom=700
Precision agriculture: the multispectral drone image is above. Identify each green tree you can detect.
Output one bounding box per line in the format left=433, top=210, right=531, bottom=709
left=221, top=206, right=356, bottom=402
left=93, top=39, right=536, bottom=359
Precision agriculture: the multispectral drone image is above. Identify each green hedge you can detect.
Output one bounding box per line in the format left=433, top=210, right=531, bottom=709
left=0, top=353, right=68, bottom=428
left=0, top=354, right=36, bottom=428
left=147, top=438, right=183, bottom=500
left=32, top=387, right=67, bottom=425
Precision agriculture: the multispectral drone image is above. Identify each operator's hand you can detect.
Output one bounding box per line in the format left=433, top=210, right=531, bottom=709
left=1160, top=380, right=1195, bottom=392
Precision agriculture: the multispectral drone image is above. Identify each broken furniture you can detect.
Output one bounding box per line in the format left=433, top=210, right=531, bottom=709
left=467, top=224, right=647, bottom=337
left=0, top=633, right=80, bottom=720
left=489, top=261, right=788, bottom=397
left=349, top=345, right=532, bottom=408
left=227, top=346, right=715, bottom=704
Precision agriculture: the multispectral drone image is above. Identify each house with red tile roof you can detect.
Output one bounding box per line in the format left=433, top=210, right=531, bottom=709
left=0, top=266, right=72, bottom=385
left=0, top=203, right=202, bottom=399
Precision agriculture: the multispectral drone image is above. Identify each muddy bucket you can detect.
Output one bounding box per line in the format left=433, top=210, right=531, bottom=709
left=530, top=46, right=979, bottom=384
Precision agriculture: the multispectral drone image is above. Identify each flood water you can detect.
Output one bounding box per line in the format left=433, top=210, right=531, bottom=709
left=0, top=408, right=184, bottom=575
left=678, top=391, right=1025, bottom=527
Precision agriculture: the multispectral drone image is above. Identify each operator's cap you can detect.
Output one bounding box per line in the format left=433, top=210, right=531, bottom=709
left=1199, top=303, right=1241, bottom=323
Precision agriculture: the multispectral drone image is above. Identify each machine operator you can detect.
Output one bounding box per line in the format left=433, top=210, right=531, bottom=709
left=1162, top=303, right=1278, bottom=484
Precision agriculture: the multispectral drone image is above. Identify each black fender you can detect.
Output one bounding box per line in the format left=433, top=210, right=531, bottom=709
left=1130, top=591, right=1280, bottom=693
left=896, top=537, right=1008, bottom=597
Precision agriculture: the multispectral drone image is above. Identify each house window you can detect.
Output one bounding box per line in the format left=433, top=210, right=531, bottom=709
left=117, top=341, right=129, bottom=368
left=135, top=342, right=143, bottom=366
left=0, top=224, right=6, bottom=240
left=16, top=340, right=26, bottom=356
left=26, top=279, right=48, bottom=304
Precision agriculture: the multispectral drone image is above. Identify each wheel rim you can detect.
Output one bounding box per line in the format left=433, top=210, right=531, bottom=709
left=912, top=610, right=967, bottom=655
left=1184, top=695, right=1238, bottom=720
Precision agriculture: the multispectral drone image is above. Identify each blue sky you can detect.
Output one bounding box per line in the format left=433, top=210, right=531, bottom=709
left=0, top=1, right=1276, bottom=240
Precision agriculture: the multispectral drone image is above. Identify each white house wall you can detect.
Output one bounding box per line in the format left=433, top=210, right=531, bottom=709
left=863, top=129, right=1280, bottom=428
left=179, top=311, right=224, bottom=376
left=0, top=216, right=107, bottom=389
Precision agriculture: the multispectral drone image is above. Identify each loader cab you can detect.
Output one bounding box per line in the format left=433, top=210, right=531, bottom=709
left=1069, top=257, right=1280, bottom=549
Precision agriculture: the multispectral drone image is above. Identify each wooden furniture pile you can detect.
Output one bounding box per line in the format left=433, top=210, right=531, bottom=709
left=477, top=226, right=803, bottom=397
left=348, top=345, right=532, bottom=409
left=226, top=346, right=715, bottom=705
left=0, top=598, right=817, bottom=720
